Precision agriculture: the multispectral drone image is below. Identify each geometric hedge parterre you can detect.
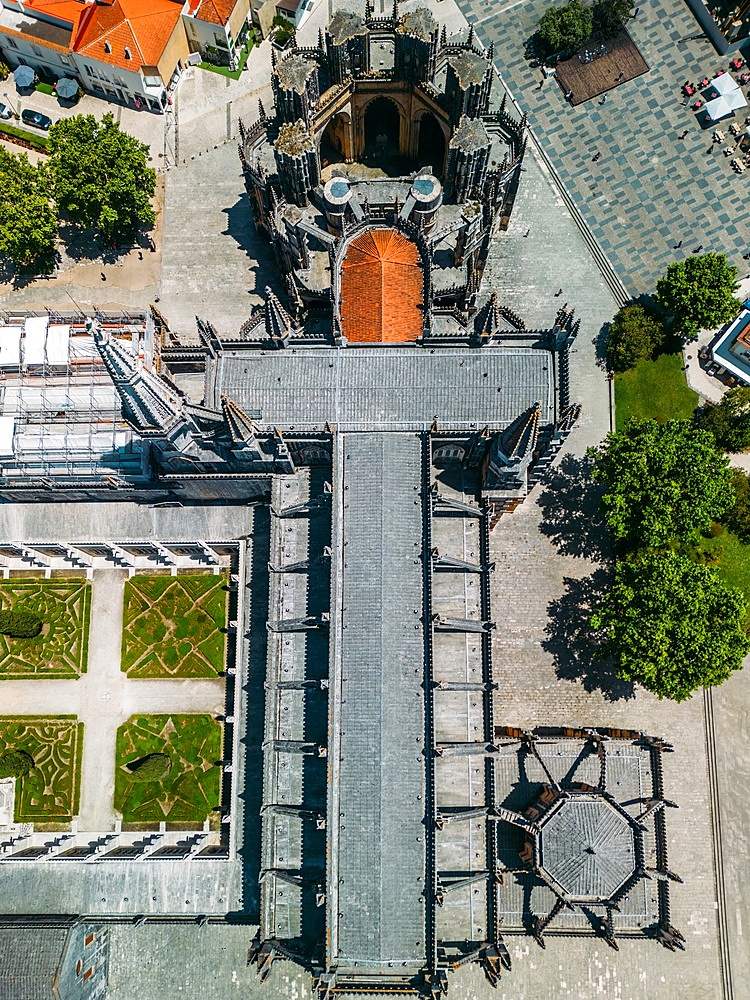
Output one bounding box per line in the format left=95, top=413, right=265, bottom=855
left=121, top=574, right=228, bottom=678
left=0, top=579, right=91, bottom=679
left=0, top=716, right=83, bottom=821
left=114, top=714, right=222, bottom=825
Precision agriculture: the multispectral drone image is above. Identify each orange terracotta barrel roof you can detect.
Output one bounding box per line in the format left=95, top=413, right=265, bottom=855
left=340, top=228, right=423, bottom=344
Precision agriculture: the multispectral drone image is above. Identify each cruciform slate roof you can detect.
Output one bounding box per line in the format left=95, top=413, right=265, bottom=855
left=340, top=229, right=423, bottom=343
left=74, top=0, right=182, bottom=70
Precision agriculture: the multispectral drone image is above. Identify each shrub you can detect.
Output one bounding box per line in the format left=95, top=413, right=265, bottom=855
left=607, top=304, right=666, bottom=372
left=0, top=62, right=9, bottom=82
left=0, top=609, right=43, bottom=638
left=725, top=468, right=750, bottom=543
left=0, top=749, right=35, bottom=778
left=272, top=14, right=294, bottom=46
left=127, top=752, right=172, bottom=781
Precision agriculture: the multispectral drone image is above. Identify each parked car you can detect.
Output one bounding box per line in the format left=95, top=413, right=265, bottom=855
left=0, top=103, right=12, bottom=120
left=21, top=109, right=52, bottom=130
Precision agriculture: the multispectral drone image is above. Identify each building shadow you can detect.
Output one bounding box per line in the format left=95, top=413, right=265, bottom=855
left=543, top=566, right=636, bottom=701
left=536, top=453, right=610, bottom=562
left=231, top=507, right=271, bottom=922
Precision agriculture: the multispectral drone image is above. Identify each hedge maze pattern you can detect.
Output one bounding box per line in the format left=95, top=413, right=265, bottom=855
left=121, top=574, right=228, bottom=678
left=114, top=714, right=222, bottom=825
left=0, top=579, right=91, bottom=679
left=0, top=716, right=83, bottom=821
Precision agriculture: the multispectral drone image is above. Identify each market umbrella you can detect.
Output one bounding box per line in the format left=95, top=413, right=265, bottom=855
left=13, top=65, right=35, bottom=89
left=55, top=77, right=79, bottom=100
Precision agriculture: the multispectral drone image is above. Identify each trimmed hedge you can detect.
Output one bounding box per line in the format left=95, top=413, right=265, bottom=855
left=0, top=610, right=43, bottom=638
left=0, top=749, right=35, bottom=778
left=128, top=752, right=172, bottom=782
left=0, top=121, right=50, bottom=152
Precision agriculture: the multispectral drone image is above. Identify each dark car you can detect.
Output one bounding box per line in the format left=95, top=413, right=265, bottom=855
left=21, top=109, right=52, bottom=130
left=0, top=103, right=12, bottom=120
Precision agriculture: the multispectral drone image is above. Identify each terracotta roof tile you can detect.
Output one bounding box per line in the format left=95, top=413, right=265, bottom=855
left=340, top=228, right=423, bottom=343
left=73, top=0, right=182, bottom=70
left=23, top=0, right=89, bottom=34
left=193, top=0, right=236, bottom=27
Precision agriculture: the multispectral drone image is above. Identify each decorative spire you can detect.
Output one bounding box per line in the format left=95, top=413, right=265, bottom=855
left=89, top=320, right=186, bottom=434
left=264, top=286, right=295, bottom=346
left=467, top=24, right=474, bottom=46
left=497, top=403, right=541, bottom=466
left=318, top=26, right=325, bottom=52
left=392, top=0, right=398, bottom=25
left=221, top=394, right=259, bottom=446
left=441, top=23, right=446, bottom=45
left=478, top=291, right=502, bottom=341
left=258, top=97, right=266, bottom=120
left=487, top=41, right=494, bottom=61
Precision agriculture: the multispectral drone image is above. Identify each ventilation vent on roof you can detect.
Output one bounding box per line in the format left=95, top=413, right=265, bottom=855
left=124, top=46, right=132, bottom=59
left=104, top=39, right=111, bottom=52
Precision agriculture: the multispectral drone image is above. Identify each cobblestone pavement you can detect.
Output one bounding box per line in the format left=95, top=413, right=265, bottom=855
left=459, top=0, right=750, bottom=296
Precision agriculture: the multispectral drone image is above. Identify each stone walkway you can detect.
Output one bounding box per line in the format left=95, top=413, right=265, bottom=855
left=2, top=569, right=225, bottom=832
left=459, top=0, right=750, bottom=296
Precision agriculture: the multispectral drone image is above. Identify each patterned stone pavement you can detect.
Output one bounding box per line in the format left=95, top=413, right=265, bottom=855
left=459, top=0, right=750, bottom=296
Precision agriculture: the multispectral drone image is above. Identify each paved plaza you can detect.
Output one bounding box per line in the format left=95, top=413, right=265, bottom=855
left=460, top=0, right=750, bottom=296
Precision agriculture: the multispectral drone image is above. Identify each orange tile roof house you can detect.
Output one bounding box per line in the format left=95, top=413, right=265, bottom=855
left=0, top=0, right=252, bottom=110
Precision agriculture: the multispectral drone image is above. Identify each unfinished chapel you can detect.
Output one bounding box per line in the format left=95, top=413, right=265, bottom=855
left=0, top=3, right=684, bottom=998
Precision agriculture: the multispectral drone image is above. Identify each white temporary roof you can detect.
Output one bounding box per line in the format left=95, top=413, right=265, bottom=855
left=23, top=316, right=48, bottom=365
left=46, top=325, right=70, bottom=367
left=712, top=73, right=741, bottom=96
left=0, top=327, right=22, bottom=367
left=706, top=89, right=747, bottom=120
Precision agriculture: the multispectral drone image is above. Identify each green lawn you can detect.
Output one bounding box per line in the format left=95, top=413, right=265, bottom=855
left=121, top=573, right=227, bottom=678
left=115, top=714, right=222, bottom=825
left=0, top=579, right=90, bottom=679
left=198, top=38, right=254, bottom=80
left=0, top=716, right=83, bottom=821
left=614, top=351, right=699, bottom=427
left=695, top=527, right=750, bottom=607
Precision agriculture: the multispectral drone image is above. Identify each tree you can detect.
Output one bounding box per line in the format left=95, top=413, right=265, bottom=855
left=655, top=252, right=741, bottom=339
left=606, top=303, right=666, bottom=372
left=538, top=0, right=593, bottom=54
left=128, top=753, right=172, bottom=781
left=48, top=113, right=155, bottom=238
left=0, top=148, right=57, bottom=271
left=592, top=0, right=634, bottom=36
left=0, top=610, right=42, bottom=638
left=589, top=418, right=734, bottom=547
left=0, top=749, right=35, bottom=778
left=591, top=550, right=749, bottom=701
left=725, top=468, right=750, bottom=543
left=699, top=387, right=750, bottom=452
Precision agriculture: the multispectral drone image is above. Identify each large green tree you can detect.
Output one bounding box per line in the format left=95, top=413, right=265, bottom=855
left=591, top=550, right=749, bottom=701
left=700, top=387, right=750, bottom=452
left=592, top=0, right=634, bottom=36
left=538, top=0, right=593, bottom=54
left=589, top=418, right=734, bottom=547
left=607, top=303, right=666, bottom=372
left=655, top=252, right=741, bottom=339
left=47, top=113, right=155, bottom=237
left=725, top=467, right=750, bottom=543
left=0, top=148, right=56, bottom=271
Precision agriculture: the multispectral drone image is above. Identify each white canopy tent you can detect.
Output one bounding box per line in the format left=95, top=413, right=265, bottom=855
left=705, top=89, right=747, bottom=121
left=711, top=73, right=741, bottom=97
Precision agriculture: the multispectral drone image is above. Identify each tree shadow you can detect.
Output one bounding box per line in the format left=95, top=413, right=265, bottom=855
left=543, top=567, right=636, bottom=701
left=536, top=453, right=610, bottom=561
left=593, top=321, right=610, bottom=370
